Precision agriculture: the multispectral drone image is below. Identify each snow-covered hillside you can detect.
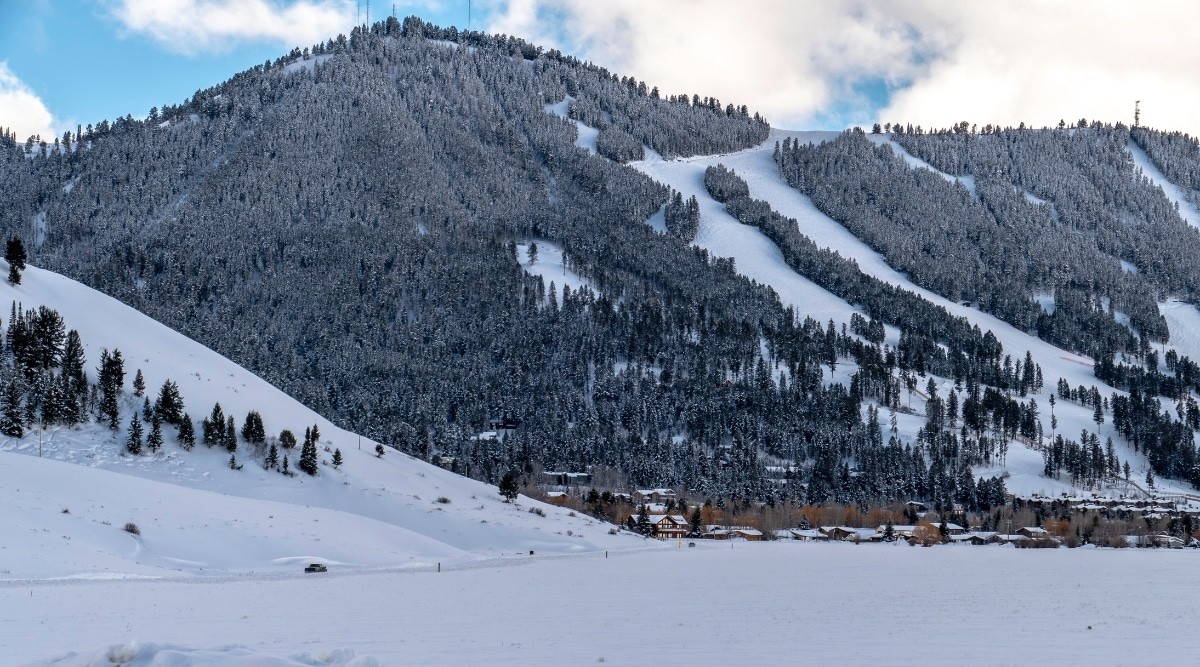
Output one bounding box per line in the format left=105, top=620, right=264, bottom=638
left=0, top=264, right=645, bottom=582
left=632, top=131, right=1196, bottom=498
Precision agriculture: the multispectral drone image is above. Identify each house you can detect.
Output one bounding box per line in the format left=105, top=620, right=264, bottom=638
left=544, top=491, right=570, bottom=506
left=634, top=488, right=677, bottom=504
left=876, top=524, right=918, bottom=541
left=646, top=514, right=690, bottom=540
left=1153, top=533, right=1186, bottom=549
left=931, top=522, right=967, bottom=535
left=729, top=528, right=763, bottom=541
left=702, top=526, right=733, bottom=540
left=772, top=529, right=797, bottom=540
left=789, top=529, right=829, bottom=542
left=819, top=526, right=859, bottom=541
left=950, top=532, right=999, bottom=545
left=540, top=471, right=593, bottom=487
left=1017, top=526, right=1049, bottom=539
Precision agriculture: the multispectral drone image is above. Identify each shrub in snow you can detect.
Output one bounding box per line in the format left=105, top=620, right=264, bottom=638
left=123, top=522, right=140, bottom=535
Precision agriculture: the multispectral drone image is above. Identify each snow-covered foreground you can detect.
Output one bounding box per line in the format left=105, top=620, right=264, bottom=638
left=11, top=542, right=1199, bottom=666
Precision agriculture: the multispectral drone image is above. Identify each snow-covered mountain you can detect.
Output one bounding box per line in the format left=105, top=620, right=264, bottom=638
left=0, top=263, right=643, bottom=581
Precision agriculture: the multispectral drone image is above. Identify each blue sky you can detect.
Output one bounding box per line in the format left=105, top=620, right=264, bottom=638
left=2, top=1, right=1199, bottom=142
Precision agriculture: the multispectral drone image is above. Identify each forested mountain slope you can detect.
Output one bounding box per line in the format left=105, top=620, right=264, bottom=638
left=4, top=17, right=1200, bottom=503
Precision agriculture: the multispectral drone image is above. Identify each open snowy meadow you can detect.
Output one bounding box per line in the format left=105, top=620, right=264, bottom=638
left=7, top=541, right=1200, bottom=665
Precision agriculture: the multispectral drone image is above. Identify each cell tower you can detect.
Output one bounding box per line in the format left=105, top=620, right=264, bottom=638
left=1134, top=100, right=1141, bottom=128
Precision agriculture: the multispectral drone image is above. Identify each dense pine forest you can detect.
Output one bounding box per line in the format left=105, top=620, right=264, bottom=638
left=4, top=17, right=1200, bottom=505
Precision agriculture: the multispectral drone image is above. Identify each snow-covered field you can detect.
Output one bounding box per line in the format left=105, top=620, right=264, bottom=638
left=10, top=542, right=1200, bottom=666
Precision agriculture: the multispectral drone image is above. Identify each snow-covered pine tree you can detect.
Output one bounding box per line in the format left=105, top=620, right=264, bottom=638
left=2, top=375, right=23, bottom=437
left=499, top=470, right=519, bottom=502
left=154, top=380, right=184, bottom=425
left=147, top=415, right=163, bottom=453
left=241, top=410, right=265, bottom=444
left=202, top=403, right=224, bottom=446
left=298, top=435, right=318, bottom=476
left=125, top=414, right=143, bottom=455
left=177, top=413, right=195, bottom=450
left=5, top=236, right=26, bottom=285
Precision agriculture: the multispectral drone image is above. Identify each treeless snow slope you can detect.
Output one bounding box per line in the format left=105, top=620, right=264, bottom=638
left=11, top=543, right=1200, bottom=666
left=0, top=264, right=645, bottom=580
left=544, top=95, right=600, bottom=155
left=1127, top=139, right=1200, bottom=230
left=632, top=141, right=859, bottom=327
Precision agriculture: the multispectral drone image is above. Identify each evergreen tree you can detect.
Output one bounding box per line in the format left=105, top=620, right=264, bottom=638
left=154, top=380, right=184, bottom=424
left=39, top=380, right=61, bottom=427
left=635, top=504, right=652, bottom=536
left=266, top=441, right=279, bottom=469
left=332, top=447, right=343, bottom=468
left=97, top=348, right=124, bottom=429
left=61, top=330, right=87, bottom=400
left=688, top=507, right=703, bottom=537
left=125, top=415, right=143, bottom=455
left=147, top=415, right=163, bottom=452
left=5, top=236, right=26, bottom=285
left=177, top=413, right=195, bottom=450
left=499, top=470, right=520, bottom=502
left=1, top=375, right=23, bottom=437
left=299, top=435, right=319, bottom=475
left=281, top=454, right=292, bottom=476
left=132, top=369, right=145, bottom=397
left=142, top=397, right=153, bottom=422
left=202, top=403, right=225, bottom=446
left=229, top=453, right=241, bottom=470
left=241, top=410, right=265, bottom=444
left=374, top=443, right=385, bottom=457
left=224, top=415, right=237, bottom=453
left=279, top=428, right=297, bottom=450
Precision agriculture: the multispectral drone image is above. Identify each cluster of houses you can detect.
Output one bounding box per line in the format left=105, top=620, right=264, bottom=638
left=769, top=523, right=1054, bottom=546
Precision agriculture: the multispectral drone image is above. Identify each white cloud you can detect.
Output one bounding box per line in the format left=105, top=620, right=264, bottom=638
left=484, top=0, right=1200, bottom=134
left=876, top=1, right=1200, bottom=134
left=0, top=62, right=59, bottom=142
left=484, top=1, right=937, bottom=128
left=106, top=0, right=360, bottom=54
